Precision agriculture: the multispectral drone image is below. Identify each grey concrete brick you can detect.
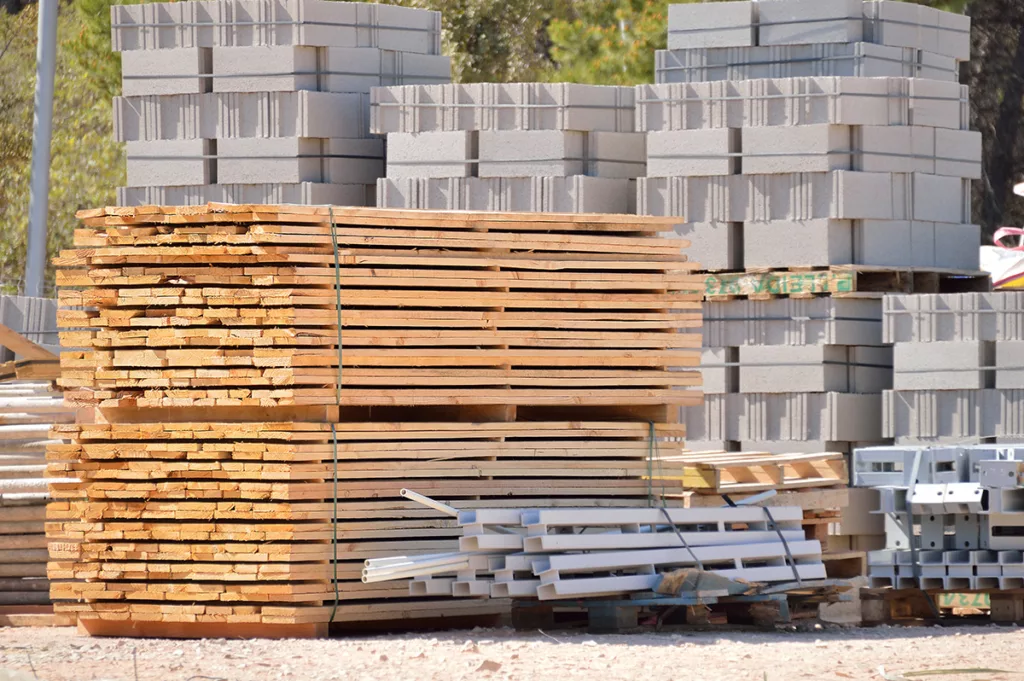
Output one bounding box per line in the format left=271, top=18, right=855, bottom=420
left=636, top=78, right=969, bottom=133
left=211, top=46, right=450, bottom=93
left=111, top=0, right=443, bottom=54
left=121, top=47, right=212, bottom=96
left=743, top=125, right=851, bottom=174
left=743, top=219, right=853, bottom=268
left=852, top=126, right=935, bottom=174
left=114, top=91, right=372, bottom=142
left=739, top=440, right=879, bottom=454
left=375, top=176, right=634, bottom=214
left=703, top=298, right=884, bottom=347
left=997, top=342, right=1024, bottom=390
left=216, top=137, right=384, bottom=184
left=913, top=173, right=971, bottom=223
left=478, top=130, right=585, bottom=177
left=758, top=0, right=864, bottom=46
left=935, top=5, right=972, bottom=61
left=933, top=223, right=981, bottom=270
left=666, top=1, right=756, bottom=49
left=371, top=83, right=636, bottom=134
left=646, top=129, right=739, bottom=177
left=935, top=129, right=982, bottom=180
left=701, top=347, right=735, bottom=395
left=117, top=182, right=375, bottom=207
left=125, top=139, right=213, bottom=186
left=738, top=344, right=892, bottom=394
left=854, top=220, right=979, bottom=270
left=385, top=131, right=476, bottom=179
left=709, top=391, right=884, bottom=442
left=671, top=222, right=741, bottom=272
left=862, top=0, right=926, bottom=51
left=884, top=294, right=1014, bottom=344
left=893, top=341, right=994, bottom=390
left=883, top=389, right=1002, bottom=442
left=586, top=132, right=647, bottom=179
left=655, top=43, right=956, bottom=84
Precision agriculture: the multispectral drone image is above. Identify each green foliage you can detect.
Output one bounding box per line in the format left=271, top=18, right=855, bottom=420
left=0, top=1, right=122, bottom=294
left=547, top=0, right=669, bottom=85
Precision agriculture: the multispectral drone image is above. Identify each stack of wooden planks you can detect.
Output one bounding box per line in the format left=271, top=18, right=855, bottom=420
left=48, top=203, right=703, bottom=638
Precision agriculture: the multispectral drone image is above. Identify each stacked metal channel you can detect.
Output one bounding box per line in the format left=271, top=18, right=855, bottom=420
left=853, top=444, right=1024, bottom=589
left=371, top=84, right=643, bottom=214
left=644, top=0, right=981, bottom=456
left=883, top=293, right=1024, bottom=443
left=112, top=0, right=449, bottom=206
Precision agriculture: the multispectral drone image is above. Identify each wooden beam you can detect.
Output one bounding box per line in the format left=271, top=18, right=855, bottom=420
left=0, top=324, right=57, bottom=362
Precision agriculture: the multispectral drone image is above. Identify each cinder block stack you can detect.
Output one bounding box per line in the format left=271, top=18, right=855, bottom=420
left=111, top=0, right=449, bottom=206
left=883, top=293, right=1024, bottom=444
left=646, top=0, right=984, bottom=456
left=371, top=83, right=643, bottom=214
left=852, top=444, right=1024, bottom=589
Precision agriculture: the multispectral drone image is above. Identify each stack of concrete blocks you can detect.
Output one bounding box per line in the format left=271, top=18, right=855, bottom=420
left=638, top=0, right=980, bottom=272
left=853, top=444, right=1024, bottom=590
left=883, top=293, right=1024, bottom=444
left=687, top=297, right=890, bottom=455
left=371, top=84, right=644, bottom=214
left=111, top=0, right=450, bottom=206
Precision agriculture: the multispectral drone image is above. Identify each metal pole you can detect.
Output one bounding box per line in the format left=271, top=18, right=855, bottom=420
left=24, top=0, right=59, bottom=298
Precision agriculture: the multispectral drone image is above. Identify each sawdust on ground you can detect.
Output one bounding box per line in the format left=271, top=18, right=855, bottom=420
left=1, top=624, right=1020, bottom=681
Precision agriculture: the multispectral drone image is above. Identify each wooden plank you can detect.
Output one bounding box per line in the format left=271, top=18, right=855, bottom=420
left=0, top=325, right=58, bottom=362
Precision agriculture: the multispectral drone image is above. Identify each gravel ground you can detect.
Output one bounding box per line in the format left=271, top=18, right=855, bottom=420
left=1, top=625, right=1022, bottom=681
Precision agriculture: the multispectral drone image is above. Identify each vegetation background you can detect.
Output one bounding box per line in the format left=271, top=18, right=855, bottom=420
left=0, top=0, right=1019, bottom=291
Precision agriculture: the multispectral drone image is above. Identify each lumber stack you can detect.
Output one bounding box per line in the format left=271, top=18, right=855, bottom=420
left=48, top=203, right=703, bottom=637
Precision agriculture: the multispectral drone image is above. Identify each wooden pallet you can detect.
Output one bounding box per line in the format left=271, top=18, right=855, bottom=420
left=653, top=451, right=848, bottom=494
left=703, top=266, right=991, bottom=300
left=862, top=588, right=1024, bottom=625
left=49, top=204, right=702, bottom=635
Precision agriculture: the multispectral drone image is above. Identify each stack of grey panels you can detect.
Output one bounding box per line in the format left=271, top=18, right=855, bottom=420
left=883, top=293, right=1024, bottom=444
left=658, top=0, right=968, bottom=84
left=687, top=297, right=889, bottom=454
left=371, top=83, right=643, bottom=214
left=112, top=0, right=449, bottom=206
left=638, top=0, right=980, bottom=272
left=853, top=444, right=1024, bottom=589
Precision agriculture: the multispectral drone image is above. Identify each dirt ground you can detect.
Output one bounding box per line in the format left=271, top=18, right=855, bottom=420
left=1, top=625, right=1023, bottom=681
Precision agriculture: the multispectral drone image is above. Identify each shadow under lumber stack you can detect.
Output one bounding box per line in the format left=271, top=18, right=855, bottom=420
left=46, top=203, right=703, bottom=638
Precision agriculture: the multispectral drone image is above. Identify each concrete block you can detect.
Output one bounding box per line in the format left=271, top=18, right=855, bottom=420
left=646, top=129, right=738, bottom=177
left=121, top=47, right=212, bottom=96
left=911, top=80, right=969, bottom=131
left=735, top=392, right=883, bottom=442
left=853, top=126, right=934, bottom=174
left=743, top=219, right=852, bottom=268
left=913, top=173, right=970, bottom=223
left=703, top=298, right=883, bottom=347
left=893, top=341, right=994, bottom=390
left=854, top=220, right=924, bottom=268
left=111, top=0, right=443, bottom=53
left=883, top=293, right=1015, bottom=344
left=997, top=342, right=1024, bottom=390
left=739, top=344, right=892, bottom=394
left=375, top=176, right=633, bottom=214
left=211, top=46, right=451, bottom=93
left=655, top=43, right=957, bottom=84
left=883, top=389, right=1001, bottom=442
left=936, top=7, right=972, bottom=61
left=758, top=0, right=863, bottom=46
left=672, top=222, right=740, bottom=272
left=935, top=129, right=982, bottom=180
left=738, top=440, right=878, bottom=455
left=386, top=132, right=476, bottom=179
left=743, top=125, right=851, bottom=174
left=934, top=223, right=981, bottom=270
left=125, top=139, right=213, bottom=186
left=117, top=181, right=374, bottom=207
left=863, top=0, right=922, bottom=51
left=478, top=130, right=584, bottom=177
left=587, top=132, right=646, bottom=179
left=666, top=1, right=756, bottom=49
left=701, top=347, right=735, bottom=395
left=216, top=137, right=384, bottom=184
